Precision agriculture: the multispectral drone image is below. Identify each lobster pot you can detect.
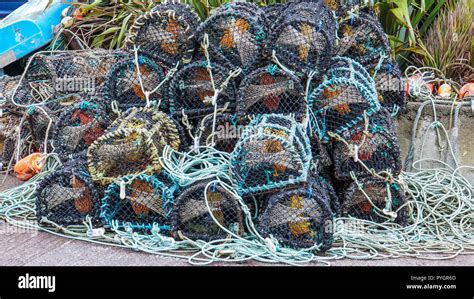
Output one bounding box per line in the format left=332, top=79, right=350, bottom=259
left=332, top=120, right=401, bottom=180
left=53, top=101, right=111, bottom=161
left=236, top=66, right=306, bottom=122
left=368, top=58, right=406, bottom=114
left=0, top=109, right=21, bottom=170
left=196, top=3, right=266, bottom=71
left=107, top=107, right=185, bottom=151
left=168, top=61, right=238, bottom=117
left=101, top=174, right=175, bottom=231
left=87, top=108, right=181, bottom=185
left=25, top=106, right=57, bottom=153
left=103, top=55, right=166, bottom=111
left=342, top=177, right=408, bottom=225
left=334, top=12, right=391, bottom=67
left=196, top=113, right=244, bottom=153
left=125, top=4, right=198, bottom=67
left=257, top=182, right=334, bottom=251
left=231, top=114, right=312, bottom=196
left=308, top=68, right=380, bottom=141
left=269, top=1, right=336, bottom=76
left=35, top=164, right=101, bottom=226
left=171, top=180, right=244, bottom=241
left=14, top=50, right=129, bottom=107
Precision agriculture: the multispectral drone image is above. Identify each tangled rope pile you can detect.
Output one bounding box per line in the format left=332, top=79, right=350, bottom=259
left=0, top=0, right=472, bottom=265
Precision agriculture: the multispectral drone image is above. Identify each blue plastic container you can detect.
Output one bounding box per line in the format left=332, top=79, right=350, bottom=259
left=0, top=0, right=71, bottom=68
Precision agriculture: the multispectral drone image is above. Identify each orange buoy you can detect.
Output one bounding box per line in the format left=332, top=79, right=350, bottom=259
left=459, top=83, right=474, bottom=99
left=14, top=153, right=44, bottom=181
left=437, top=83, right=452, bottom=98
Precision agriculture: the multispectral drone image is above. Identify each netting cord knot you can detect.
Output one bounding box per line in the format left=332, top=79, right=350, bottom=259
left=372, top=51, right=389, bottom=79
left=271, top=50, right=296, bottom=77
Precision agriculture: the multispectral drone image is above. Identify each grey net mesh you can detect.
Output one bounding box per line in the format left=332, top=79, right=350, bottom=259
left=269, top=1, right=336, bottom=76
left=196, top=3, right=266, bottom=71
left=152, top=1, right=201, bottom=29
left=0, top=108, right=21, bottom=170
left=87, top=107, right=181, bottom=185
left=332, top=111, right=401, bottom=180
left=342, top=177, right=408, bottom=225
left=367, top=58, right=406, bottom=114
left=35, top=160, right=101, bottom=226
left=262, top=3, right=284, bottom=34
left=257, top=177, right=334, bottom=251
left=309, top=132, right=333, bottom=171
left=171, top=180, right=244, bottom=241
left=101, top=173, right=177, bottom=232
left=103, top=54, right=166, bottom=111
left=231, top=114, right=312, bottom=196
left=335, top=11, right=391, bottom=67
left=53, top=100, right=110, bottom=161
left=125, top=5, right=198, bottom=67
left=236, top=65, right=306, bottom=122
left=195, top=113, right=244, bottom=153
left=168, top=60, right=238, bottom=117
left=25, top=106, right=56, bottom=153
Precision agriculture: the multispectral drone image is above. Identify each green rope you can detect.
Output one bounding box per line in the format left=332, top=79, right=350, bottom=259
left=0, top=129, right=472, bottom=266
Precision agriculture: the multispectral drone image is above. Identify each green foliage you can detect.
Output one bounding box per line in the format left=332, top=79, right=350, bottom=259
left=415, top=0, right=474, bottom=83
left=373, top=0, right=449, bottom=67
left=69, top=0, right=161, bottom=49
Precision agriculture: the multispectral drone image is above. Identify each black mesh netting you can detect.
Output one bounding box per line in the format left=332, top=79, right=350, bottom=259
left=332, top=110, right=401, bottom=180
left=367, top=58, right=407, bottom=114
left=236, top=65, right=306, bottom=121
left=308, top=58, right=380, bottom=141
left=101, top=173, right=177, bottom=231
left=25, top=106, right=57, bottom=153
left=195, top=113, right=245, bottom=153
left=196, top=3, right=266, bottom=71
left=257, top=177, right=334, bottom=250
left=103, top=54, right=167, bottom=111
left=0, top=108, right=21, bottom=170
left=231, top=114, right=312, bottom=196
left=12, top=50, right=129, bottom=108
left=125, top=5, right=198, bottom=67
left=87, top=107, right=181, bottom=185
left=269, top=1, right=336, bottom=76
left=335, top=11, right=391, bottom=67
left=171, top=180, right=244, bottom=241
left=53, top=101, right=111, bottom=161
left=35, top=160, right=101, bottom=226
left=168, top=60, right=238, bottom=117
left=309, top=133, right=333, bottom=170
left=342, top=177, right=408, bottom=225
left=152, top=2, right=201, bottom=29
left=262, top=3, right=284, bottom=34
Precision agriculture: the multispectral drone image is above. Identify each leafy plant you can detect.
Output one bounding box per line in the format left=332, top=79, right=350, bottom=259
left=415, top=0, right=474, bottom=83
left=373, top=0, right=449, bottom=67
left=67, top=0, right=161, bottom=49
